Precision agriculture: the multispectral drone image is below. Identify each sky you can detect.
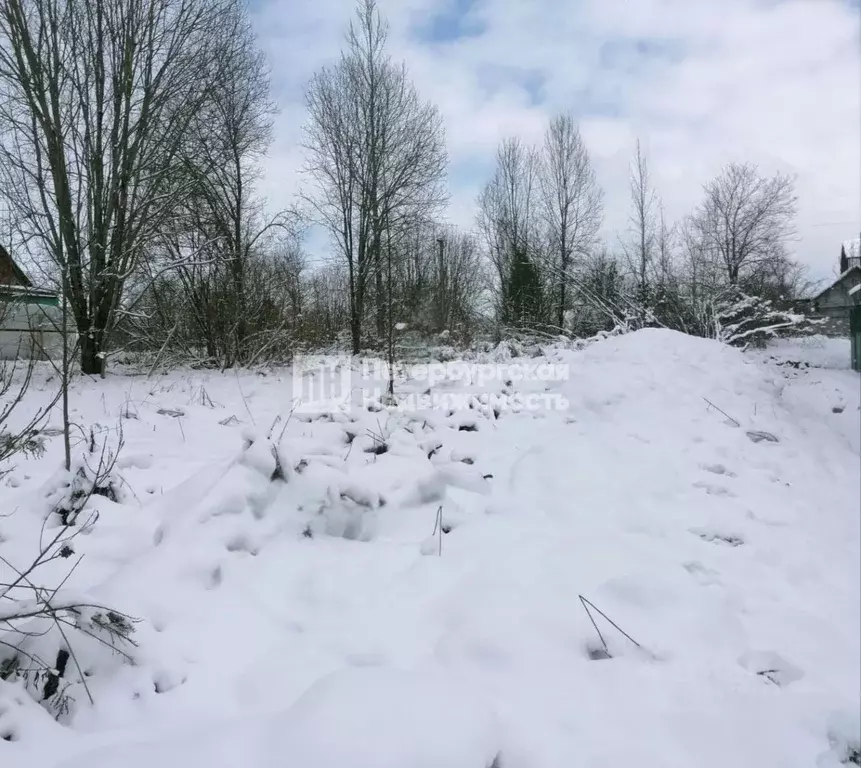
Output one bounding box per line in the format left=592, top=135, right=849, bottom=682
left=252, top=0, right=861, bottom=282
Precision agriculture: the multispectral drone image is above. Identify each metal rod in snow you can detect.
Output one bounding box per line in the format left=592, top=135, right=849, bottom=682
left=702, top=397, right=740, bottom=428
left=579, top=595, right=642, bottom=649
left=579, top=595, right=608, bottom=653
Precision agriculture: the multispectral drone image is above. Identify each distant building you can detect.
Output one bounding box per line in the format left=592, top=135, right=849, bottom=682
left=839, top=236, right=861, bottom=273
left=0, top=244, right=63, bottom=360
left=806, top=237, right=861, bottom=337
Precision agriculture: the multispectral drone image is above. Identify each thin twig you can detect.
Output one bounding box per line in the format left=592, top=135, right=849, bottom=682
left=48, top=612, right=94, bottom=705
left=234, top=370, right=256, bottom=426
left=703, top=397, right=740, bottom=428
left=431, top=506, right=443, bottom=556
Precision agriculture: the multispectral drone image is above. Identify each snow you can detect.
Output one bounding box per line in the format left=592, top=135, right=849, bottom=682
left=843, top=236, right=860, bottom=263
left=1, top=329, right=859, bottom=767
left=757, top=334, right=852, bottom=370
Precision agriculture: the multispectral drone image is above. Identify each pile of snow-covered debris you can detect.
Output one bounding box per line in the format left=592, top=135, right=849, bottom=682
left=0, top=329, right=858, bottom=767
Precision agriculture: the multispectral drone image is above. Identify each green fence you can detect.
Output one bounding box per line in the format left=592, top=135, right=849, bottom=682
left=851, top=306, right=861, bottom=372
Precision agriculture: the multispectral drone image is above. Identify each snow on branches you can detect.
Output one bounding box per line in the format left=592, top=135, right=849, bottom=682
left=712, top=287, right=819, bottom=348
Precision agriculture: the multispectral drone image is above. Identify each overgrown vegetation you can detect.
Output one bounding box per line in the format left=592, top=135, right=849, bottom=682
left=0, top=406, right=134, bottom=718
left=0, top=0, right=821, bottom=376
left=0, top=290, right=132, bottom=720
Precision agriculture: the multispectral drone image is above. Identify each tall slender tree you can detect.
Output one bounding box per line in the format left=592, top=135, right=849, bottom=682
left=303, top=0, right=447, bottom=354
left=624, top=139, right=658, bottom=316
left=539, top=114, right=603, bottom=330
left=151, top=1, right=295, bottom=367
left=477, top=137, right=544, bottom=327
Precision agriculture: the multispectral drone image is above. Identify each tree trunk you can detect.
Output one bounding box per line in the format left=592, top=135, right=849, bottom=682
left=374, top=239, right=385, bottom=343
left=80, top=333, right=103, bottom=376
left=350, top=313, right=361, bottom=355
left=558, top=245, right=568, bottom=330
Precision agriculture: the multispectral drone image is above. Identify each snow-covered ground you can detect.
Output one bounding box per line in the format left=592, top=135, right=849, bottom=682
left=1, top=330, right=859, bottom=767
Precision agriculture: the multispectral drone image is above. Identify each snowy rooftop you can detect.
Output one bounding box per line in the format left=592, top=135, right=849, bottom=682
left=843, top=236, right=860, bottom=262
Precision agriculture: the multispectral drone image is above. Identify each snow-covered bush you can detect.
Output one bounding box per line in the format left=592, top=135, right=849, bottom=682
left=1, top=418, right=135, bottom=720
left=712, top=287, right=819, bottom=349
left=0, top=357, right=54, bottom=473
left=47, top=426, right=125, bottom=526
left=0, top=514, right=138, bottom=720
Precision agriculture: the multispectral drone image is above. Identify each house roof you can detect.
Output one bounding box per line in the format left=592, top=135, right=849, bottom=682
left=813, top=264, right=861, bottom=301
left=843, top=236, right=861, bottom=262
left=0, top=243, right=32, bottom=287
left=0, top=283, right=57, bottom=299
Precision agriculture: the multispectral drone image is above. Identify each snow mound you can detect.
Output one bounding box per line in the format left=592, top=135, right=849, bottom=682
left=1, top=329, right=858, bottom=767
left=265, top=667, right=500, bottom=768
left=58, top=667, right=500, bottom=768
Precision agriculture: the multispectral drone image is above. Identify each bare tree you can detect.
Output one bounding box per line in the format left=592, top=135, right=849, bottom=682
left=302, top=263, right=351, bottom=345
left=652, top=204, right=675, bottom=287
left=0, top=0, right=237, bottom=374
left=477, top=137, right=544, bottom=327
left=623, top=140, right=658, bottom=314
left=539, top=114, right=603, bottom=329
left=166, top=3, right=295, bottom=366
left=430, top=227, right=483, bottom=335
left=303, top=0, right=447, bottom=354
left=692, top=162, right=797, bottom=286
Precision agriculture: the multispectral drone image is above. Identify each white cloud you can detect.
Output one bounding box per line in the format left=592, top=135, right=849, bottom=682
left=254, top=0, right=861, bottom=279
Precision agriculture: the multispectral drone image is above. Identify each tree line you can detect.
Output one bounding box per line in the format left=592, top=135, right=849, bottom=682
left=0, top=0, right=812, bottom=373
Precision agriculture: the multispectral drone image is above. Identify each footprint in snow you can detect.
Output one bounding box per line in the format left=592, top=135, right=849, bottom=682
left=153, top=670, right=188, bottom=695
left=683, top=560, right=722, bottom=586
left=693, top=529, right=744, bottom=547
left=692, top=480, right=735, bottom=497
left=701, top=463, right=737, bottom=478
left=0, top=708, right=14, bottom=743
left=205, top=565, right=223, bottom=590
left=225, top=534, right=259, bottom=556
left=746, top=430, right=779, bottom=444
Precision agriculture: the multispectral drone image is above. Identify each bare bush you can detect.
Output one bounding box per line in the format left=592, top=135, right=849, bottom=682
left=0, top=513, right=137, bottom=716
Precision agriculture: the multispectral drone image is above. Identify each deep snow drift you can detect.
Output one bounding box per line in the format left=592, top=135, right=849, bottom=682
left=0, top=330, right=858, bottom=767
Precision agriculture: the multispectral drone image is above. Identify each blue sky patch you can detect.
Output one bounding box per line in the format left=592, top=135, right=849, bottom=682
left=475, top=64, right=547, bottom=106
left=413, top=0, right=486, bottom=43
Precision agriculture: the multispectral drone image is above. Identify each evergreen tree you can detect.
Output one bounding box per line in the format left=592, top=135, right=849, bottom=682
left=506, top=249, right=542, bottom=327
